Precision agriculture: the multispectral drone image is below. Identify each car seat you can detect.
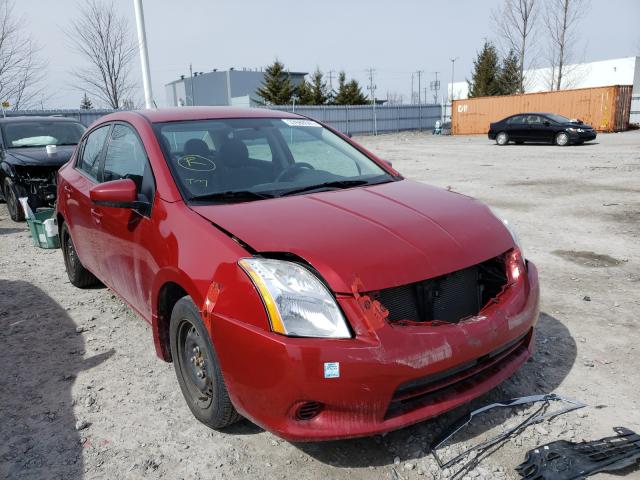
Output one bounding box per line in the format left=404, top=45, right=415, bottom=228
left=218, top=138, right=271, bottom=189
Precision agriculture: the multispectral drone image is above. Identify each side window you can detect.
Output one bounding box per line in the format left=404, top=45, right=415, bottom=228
left=234, top=129, right=273, bottom=161
left=102, top=125, right=148, bottom=190
left=278, top=126, right=360, bottom=177
left=525, top=115, right=542, bottom=124
left=507, top=115, right=525, bottom=124
left=78, top=125, right=110, bottom=179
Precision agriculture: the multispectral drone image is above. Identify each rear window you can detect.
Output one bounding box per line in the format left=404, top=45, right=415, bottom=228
left=2, top=121, right=85, bottom=148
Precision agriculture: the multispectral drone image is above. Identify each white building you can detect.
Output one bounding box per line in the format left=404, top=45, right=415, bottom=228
left=448, top=56, right=640, bottom=100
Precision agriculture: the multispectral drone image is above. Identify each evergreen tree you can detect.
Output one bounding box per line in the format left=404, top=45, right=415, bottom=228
left=80, top=92, right=93, bottom=109
left=498, top=49, right=522, bottom=95
left=468, top=41, right=502, bottom=98
left=333, top=71, right=349, bottom=105
left=345, top=79, right=368, bottom=104
left=296, top=79, right=314, bottom=105
left=256, top=59, right=294, bottom=105
left=334, top=71, right=369, bottom=105
left=309, top=68, right=328, bottom=105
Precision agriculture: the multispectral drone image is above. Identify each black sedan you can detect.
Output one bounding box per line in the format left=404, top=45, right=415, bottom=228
left=0, top=116, right=85, bottom=221
left=488, top=113, right=597, bottom=146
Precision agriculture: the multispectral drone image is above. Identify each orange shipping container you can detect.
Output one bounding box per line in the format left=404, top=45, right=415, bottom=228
left=452, top=85, right=633, bottom=135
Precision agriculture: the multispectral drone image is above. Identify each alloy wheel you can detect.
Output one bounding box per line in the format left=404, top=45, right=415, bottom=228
left=556, top=132, right=569, bottom=146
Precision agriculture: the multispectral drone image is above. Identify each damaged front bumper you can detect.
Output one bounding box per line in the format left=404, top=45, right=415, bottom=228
left=212, top=261, right=540, bottom=442
left=10, top=165, right=59, bottom=208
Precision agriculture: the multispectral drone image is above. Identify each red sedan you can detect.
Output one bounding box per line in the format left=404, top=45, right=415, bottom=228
left=56, top=107, right=539, bottom=441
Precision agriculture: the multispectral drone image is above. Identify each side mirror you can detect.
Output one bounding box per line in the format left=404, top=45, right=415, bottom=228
left=90, top=179, right=138, bottom=208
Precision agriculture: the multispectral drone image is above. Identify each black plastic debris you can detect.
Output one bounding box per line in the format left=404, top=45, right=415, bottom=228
left=516, top=427, right=640, bottom=480
left=431, top=394, right=585, bottom=479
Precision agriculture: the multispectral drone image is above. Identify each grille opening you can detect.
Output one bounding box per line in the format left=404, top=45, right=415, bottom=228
left=296, top=401, right=324, bottom=421
left=371, top=254, right=508, bottom=324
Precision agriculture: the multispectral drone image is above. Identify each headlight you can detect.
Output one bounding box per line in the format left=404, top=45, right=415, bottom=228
left=501, top=218, right=524, bottom=259
left=239, top=258, right=351, bottom=338
left=566, top=127, right=577, bottom=132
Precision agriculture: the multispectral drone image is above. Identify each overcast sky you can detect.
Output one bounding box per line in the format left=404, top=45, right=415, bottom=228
left=17, top=0, right=640, bottom=108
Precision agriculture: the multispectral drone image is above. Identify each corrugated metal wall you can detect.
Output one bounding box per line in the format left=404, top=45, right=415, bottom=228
left=630, top=95, right=640, bottom=124
left=452, top=85, right=634, bottom=135
left=4, top=105, right=445, bottom=135
left=264, top=104, right=442, bottom=135
left=4, top=109, right=115, bottom=126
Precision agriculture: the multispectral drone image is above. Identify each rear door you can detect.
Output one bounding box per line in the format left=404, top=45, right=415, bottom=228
left=504, top=115, right=527, bottom=141
left=95, top=123, right=156, bottom=319
left=63, top=124, right=111, bottom=279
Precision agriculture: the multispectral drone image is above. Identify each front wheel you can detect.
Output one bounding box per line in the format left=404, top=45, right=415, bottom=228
left=61, top=223, right=99, bottom=288
left=170, top=297, right=241, bottom=429
left=4, top=178, right=25, bottom=222
left=496, top=132, right=509, bottom=145
left=555, top=132, right=569, bottom=146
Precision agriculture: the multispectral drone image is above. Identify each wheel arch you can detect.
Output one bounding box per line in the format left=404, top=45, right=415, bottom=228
left=153, top=271, right=204, bottom=362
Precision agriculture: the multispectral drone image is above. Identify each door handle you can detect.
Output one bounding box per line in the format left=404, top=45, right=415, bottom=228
left=90, top=208, right=103, bottom=222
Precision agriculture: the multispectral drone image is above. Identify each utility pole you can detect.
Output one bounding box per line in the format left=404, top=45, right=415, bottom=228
left=327, top=70, right=335, bottom=92
left=189, top=63, right=195, bottom=106
left=430, top=71, right=440, bottom=104
left=133, top=0, right=154, bottom=108
left=411, top=73, right=414, bottom=104
left=367, top=68, right=378, bottom=136
left=416, top=70, right=424, bottom=131
left=449, top=57, right=459, bottom=103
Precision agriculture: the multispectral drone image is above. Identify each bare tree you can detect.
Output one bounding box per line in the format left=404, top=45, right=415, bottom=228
left=491, top=0, right=539, bottom=93
left=544, top=0, right=589, bottom=90
left=0, top=0, right=47, bottom=109
left=66, top=0, right=137, bottom=109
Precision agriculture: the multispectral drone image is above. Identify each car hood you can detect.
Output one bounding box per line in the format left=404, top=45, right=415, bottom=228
left=2, top=145, right=76, bottom=167
left=191, top=180, right=514, bottom=293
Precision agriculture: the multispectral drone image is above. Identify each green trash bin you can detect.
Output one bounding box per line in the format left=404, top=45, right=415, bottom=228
left=26, top=208, right=60, bottom=249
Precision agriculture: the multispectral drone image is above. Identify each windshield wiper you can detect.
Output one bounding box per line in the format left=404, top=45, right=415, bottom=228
left=278, top=179, right=384, bottom=197
left=189, top=190, right=273, bottom=203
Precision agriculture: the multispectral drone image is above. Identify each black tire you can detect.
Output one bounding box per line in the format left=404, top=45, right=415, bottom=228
left=170, top=296, right=241, bottom=429
left=4, top=178, right=25, bottom=222
left=496, top=131, right=509, bottom=145
left=61, top=222, right=99, bottom=288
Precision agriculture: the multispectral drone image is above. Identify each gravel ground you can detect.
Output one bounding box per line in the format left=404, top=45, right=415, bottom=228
left=1, top=130, right=639, bottom=480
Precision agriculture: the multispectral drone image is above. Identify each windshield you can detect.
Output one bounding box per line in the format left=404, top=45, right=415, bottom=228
left=154, top=117, right=394, bottom=202
left=545, top=113, right=571, bottom=124
left=2, top=121, right=85, bottom=148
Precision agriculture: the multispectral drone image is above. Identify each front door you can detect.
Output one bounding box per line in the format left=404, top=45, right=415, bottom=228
left=64, top=124, right=111, bottom=279
left=94, top=123, right=157, bottom=320
left=524, top=114, right=551, bottom=142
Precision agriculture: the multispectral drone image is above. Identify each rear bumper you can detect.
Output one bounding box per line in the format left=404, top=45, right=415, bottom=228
left=212, top=262, right=540, bottom=441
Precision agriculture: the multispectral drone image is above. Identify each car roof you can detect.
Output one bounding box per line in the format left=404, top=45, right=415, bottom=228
left=509, top=112, right=553, bottom=117
left=0, top=116, right=83, bottom=124
left=131, top=107, right=304, bottom=124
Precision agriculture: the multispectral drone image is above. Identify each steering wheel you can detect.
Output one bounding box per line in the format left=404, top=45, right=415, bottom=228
left=275, top=162, right=315, bottom=182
